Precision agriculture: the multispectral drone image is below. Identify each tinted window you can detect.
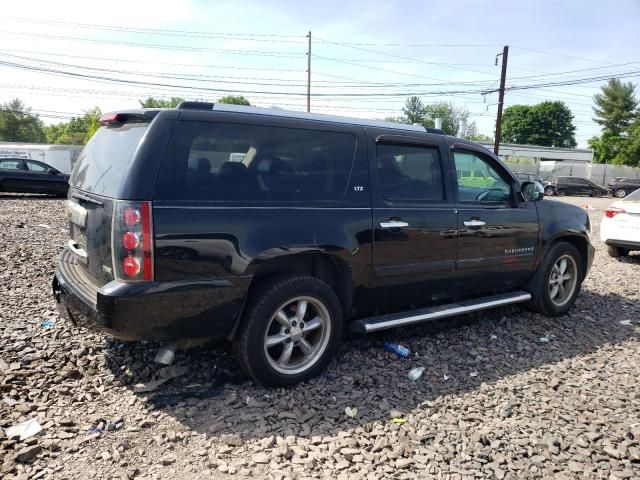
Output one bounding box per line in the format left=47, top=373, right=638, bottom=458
left=453, top=150, right=512, bottom=203
left=624, top=188, right=640, bottom=201
left=0, top=159, right=22, bottom=170
left=70, top=123, right=149, bottom=196
left=376, top=143, right=444, bottom=202
left=156, top=122, right=356, bottom=202
left=25, top=161, right=47, bottom=172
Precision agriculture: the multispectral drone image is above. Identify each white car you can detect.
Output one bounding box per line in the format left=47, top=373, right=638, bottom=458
left=601, top=188, right=640, bottom=257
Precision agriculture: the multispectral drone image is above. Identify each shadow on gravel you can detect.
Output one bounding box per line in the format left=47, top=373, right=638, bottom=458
left=104, top=289, right=639, bottom=440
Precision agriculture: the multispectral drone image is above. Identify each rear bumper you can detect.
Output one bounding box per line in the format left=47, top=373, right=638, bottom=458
left=53, top=248, right=250, bottom=341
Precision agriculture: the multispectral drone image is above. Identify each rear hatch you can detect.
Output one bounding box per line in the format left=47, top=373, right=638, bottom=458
left=66, top=117, right=151, bottom=286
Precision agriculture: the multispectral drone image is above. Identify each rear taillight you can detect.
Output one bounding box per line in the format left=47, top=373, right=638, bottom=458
left=112, top=201, right=154, bottom=282
left=605, top=207, right=625, bottom=218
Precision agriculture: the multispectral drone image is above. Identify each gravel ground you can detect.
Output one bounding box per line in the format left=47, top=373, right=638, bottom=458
left=1, top=193, right=639, bottom=480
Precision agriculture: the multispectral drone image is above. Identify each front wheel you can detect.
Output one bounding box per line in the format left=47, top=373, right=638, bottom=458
left=233, top=275, right=342, bottom=387
left=557, top=189, right=566, bottom=196
left=614, top=189, right=627, bottom=198
left=526, top=242, right=583, bottom=316
left=591, top=190, right=602, bottom=198
left=544, top=186, right=555, bottom=196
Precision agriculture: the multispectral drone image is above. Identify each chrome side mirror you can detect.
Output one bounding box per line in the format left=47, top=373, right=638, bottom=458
left=521, top=181, right=544, bottom=202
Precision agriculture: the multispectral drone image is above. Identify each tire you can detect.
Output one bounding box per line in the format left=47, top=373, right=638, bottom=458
left=544, top=186, right=555, bottom=196
left=526, top=242, right=583, bottom=316
left=233, top=275, right=343, bottom=387
left=614, top=189, right=627, bottom=198
left=557, top=189, right=566, bottom=197
left=591, top=189, right=602, bottom=198
left=607, top=245, right=629, bottom=258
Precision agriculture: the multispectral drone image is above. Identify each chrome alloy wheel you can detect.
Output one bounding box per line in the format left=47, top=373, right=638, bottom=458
left=263, top=296, right=331, bottom=375
left=549, top=255, right=578, bottom=307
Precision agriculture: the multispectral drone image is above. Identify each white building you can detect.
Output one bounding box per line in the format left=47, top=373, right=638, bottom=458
left=0, top=143, right=84, bottom=174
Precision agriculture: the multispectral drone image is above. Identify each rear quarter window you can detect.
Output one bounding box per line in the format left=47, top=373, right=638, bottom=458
left=155, top=122, right=357, bottom=202
left=70, top=123, right=149, bottom=196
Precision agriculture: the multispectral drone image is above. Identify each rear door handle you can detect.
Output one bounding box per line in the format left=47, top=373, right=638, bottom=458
left=380, top=220, right=409, bottom=229
left=463, top=219, right=486, bottom=228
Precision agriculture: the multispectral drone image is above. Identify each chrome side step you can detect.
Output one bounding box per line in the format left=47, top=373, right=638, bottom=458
left=350, top=290, right=532, bottom=334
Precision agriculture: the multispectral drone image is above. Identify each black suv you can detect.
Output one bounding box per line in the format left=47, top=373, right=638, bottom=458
left=608, top=177, right=640, bottom=198
left=544, top=176, right=609, bottom=197
left=53, top=103, right=594, bottom=386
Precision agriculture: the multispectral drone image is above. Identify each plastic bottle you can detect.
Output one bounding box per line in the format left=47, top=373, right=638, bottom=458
left=408, top=367, right=425, bottom=381
left=383, top=341, right=411, bottom=358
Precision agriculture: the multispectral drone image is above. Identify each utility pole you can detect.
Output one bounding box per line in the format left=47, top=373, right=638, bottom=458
left=306, top=31, right=311, bottom=113
left=493, top=45, right=509, bottom=155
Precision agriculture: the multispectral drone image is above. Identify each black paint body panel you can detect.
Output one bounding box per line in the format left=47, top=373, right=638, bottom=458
left=53, top=108, right=595, bottom=341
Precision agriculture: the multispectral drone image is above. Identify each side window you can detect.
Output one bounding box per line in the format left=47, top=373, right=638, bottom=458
left=453, top=150, right=513, bottom=203
left=25, top=161, right=48, bottom=172
left=156, top=122, right=356, bottom=202
left=376, top=143, right=445, bottom=202
left=0, top=160, right=23, bottom=170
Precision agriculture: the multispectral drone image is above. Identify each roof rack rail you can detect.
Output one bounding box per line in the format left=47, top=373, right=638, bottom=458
left=177, top=101, right=214, bottom=110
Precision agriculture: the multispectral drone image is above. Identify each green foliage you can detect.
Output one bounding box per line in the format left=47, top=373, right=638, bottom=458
left=589, top=119, right=640, bottom=167
left=44, top=107, right=102, bottom=145
left=138, top=97, right=184, bottom=108
left=502, top=101, right=576, bottom=148
left=0, top=98, right=46, bottom=143
left=592, top=79, right=638, bottom=135
left=402, top=96, right=426, bottom=124
left=218, top=95, right=251, bottom=106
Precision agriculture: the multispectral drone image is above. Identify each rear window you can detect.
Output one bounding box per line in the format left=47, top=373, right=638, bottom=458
left=155, top=122, right=357, bottom=202
left=70, top=123, right=149, bottom=196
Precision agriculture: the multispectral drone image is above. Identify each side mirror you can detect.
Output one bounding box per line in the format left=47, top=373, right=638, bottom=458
left=521, top=181, right=544, bottom=202
left=48, top=168, right=59, bottom=175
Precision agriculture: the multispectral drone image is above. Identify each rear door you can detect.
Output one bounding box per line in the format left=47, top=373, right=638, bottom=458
left=0, top=159, right=28, bottom=192
left=369, top=132, right=457, bottom=311
left=451, top=144, right=539, bottom=296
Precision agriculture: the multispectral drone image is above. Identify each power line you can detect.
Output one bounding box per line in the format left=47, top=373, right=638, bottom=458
left=0, top=30, right=305, bottom=57
left=511, top=46, right=615, bottom=65
left=3, top=17, right=307, bottom=41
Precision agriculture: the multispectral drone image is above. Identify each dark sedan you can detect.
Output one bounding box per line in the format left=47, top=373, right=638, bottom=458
left=608, top=177, right=640, bottom=198
left=0, top=158, right=69, bottom=196
left=543, top=176, right=609, bottom=197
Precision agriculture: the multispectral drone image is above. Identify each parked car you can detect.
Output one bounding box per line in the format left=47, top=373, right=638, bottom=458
left=543, top=176, right=609, bottom=197
left=52, top=103, right=594, bottom=386
left=601, top=188, right=640, bottom=257
left=0, top=158, right=69, bottom=196
left=608, top=177, right=640, bottom=198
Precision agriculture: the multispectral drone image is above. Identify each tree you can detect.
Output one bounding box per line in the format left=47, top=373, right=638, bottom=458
left=44, top=107, right=102, bottom=145
left=138, top=97, right=184, bottom=108
left=423, top=102, right=470, bottom=136
left=592, top=79, right=638, bottom=135
left=218, top=95, right=251, bottom=106
left=402, top=96, right=426, bottom=124
left=589, top=119, right=640, bottom=167
left=501, top=101, right=576, bottom=147
left=0, top=98, right=46, bottom=143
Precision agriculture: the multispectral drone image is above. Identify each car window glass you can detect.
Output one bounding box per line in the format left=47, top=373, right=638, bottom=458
left=25, top=161, right=47, bottom=172
left=376, top=143, right=444, bottom=202
left=156, top=122, right=357, bottom=202
left=624, top=188, right=640, bottom=201
left=453, top=150, right=512, bottom=203
left=0, top=160, right=22, bottom=170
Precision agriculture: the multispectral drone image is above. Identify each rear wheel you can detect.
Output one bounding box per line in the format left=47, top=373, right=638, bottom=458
left=527, top=242, right=583, bottom=316
left=614, top=189, right=627, bottom=198
left=233, top=275, right=342, bottom=386
left=607, top=245, right=629, bottom=258
left=544, top=186, right=555, bottom=196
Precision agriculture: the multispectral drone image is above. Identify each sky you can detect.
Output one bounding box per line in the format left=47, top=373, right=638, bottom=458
left=1, top=0, right=639, bottom=147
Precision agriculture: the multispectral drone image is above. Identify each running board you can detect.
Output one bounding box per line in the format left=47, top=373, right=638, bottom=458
left=350, top=291, right=532, bottom=334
